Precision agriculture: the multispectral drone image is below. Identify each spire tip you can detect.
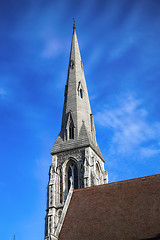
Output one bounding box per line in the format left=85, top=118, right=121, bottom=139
left=73, top=18, right=76, bottom=30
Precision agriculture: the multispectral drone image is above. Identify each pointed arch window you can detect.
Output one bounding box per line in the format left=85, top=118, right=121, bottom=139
left=69, top=125, right=74, bottom=139
left=70, top=59, right=74, bottom=69
left=77, top=81, right=84, bottom=99
left=66, top=112, right=74, bottom=140
left=67, top=162, right=78, bottom=191
left=60, top=168, right=63, bottom=203
left=80, top=89, right=83, bottom=98
left=68, top=166, right=72, bottom=191
left=96, top=162, right=101, bottom=185
left=74, top=165, right=78, bottom=189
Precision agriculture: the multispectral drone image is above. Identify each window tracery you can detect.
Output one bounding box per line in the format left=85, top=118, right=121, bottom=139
left=67, top=160, right=78, bottom=191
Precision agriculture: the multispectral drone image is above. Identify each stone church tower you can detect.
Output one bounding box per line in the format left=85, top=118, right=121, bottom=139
left=45, top=23, right=108, bottom=240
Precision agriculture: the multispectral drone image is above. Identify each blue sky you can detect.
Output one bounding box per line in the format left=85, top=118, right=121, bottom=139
left=0, top=0, right=160, bottom=239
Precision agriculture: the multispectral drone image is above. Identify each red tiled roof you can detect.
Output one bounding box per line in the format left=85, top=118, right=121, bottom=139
left=59, top=174, right=160, bottom=240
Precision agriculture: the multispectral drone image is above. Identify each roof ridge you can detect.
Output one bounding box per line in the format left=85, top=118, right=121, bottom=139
left=73, top=173, right=160, bottom=192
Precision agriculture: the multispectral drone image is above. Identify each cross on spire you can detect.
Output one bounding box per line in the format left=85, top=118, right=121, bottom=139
left=73, top=18, right=76, bottom=30
left=51, top=23, right=104, bottom=160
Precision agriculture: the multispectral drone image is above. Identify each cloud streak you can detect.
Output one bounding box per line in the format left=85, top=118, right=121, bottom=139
left=0, top=88, right=6, bottom=95
left=95, top=94, right=160, bottom=159
left=0, top=88, right=6, bottom=98
left=42, top=37, right=66, bottom=59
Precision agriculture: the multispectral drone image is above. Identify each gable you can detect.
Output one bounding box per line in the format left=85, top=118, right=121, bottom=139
left=59, top=174, right=160, bottom=240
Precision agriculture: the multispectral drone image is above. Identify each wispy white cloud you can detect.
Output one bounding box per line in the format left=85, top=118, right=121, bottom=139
left=0, top=88, right=6, bottom=96
left=108, top=36, right=136, bottom=61
left=140, top=147, right=160, bottom=158
left=42, top=38, right=64, bottom=59
left=95, top=94, right=160, bottom=159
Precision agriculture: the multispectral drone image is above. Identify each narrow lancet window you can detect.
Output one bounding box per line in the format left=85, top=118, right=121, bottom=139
left=68, top=166, right=72, bottom=191
left=60, top=169, right=63, bottom=203
left=67, top=163, right=78, bottom=191
left=74, top=165, right=78, bottom=189
left=80, top=89, right=83, bottom=98
left=69, top=126, right=74, bottom=139
left=77, top=81, right=83, bottom=99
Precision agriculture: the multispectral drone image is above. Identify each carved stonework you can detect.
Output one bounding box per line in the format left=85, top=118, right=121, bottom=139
left=57, top=148, right=85, bottom=165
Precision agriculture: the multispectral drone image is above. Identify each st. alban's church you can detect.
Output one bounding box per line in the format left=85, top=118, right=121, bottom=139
left=44, top=23, right=108, bottom=240
left=44, top=23, right=160, bottom=240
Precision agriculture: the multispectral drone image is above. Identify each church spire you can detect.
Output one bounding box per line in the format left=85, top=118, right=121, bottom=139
left=51, top=24, right=103, bottom=161
left=45, top=24, right=108, bottom=240
left=61, top=20, right=92, bottom=137
left=73, top=18, right=76, bottom=30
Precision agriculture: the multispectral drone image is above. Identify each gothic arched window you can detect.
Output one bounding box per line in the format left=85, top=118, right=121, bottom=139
left=59, top=168, right=63, bottom=204
left=69, top=125, right=74, bottom=139
left=74, top=165, right=78, bottom=189
left=67, top=161, right=78, bottom=191
left=77, top=81, right=84, bottom=99
left=96, top=163, right=101, bottom=185
left=68, top=166, right=72, bottom=191
left=80, top=89, right=83, bottom=98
